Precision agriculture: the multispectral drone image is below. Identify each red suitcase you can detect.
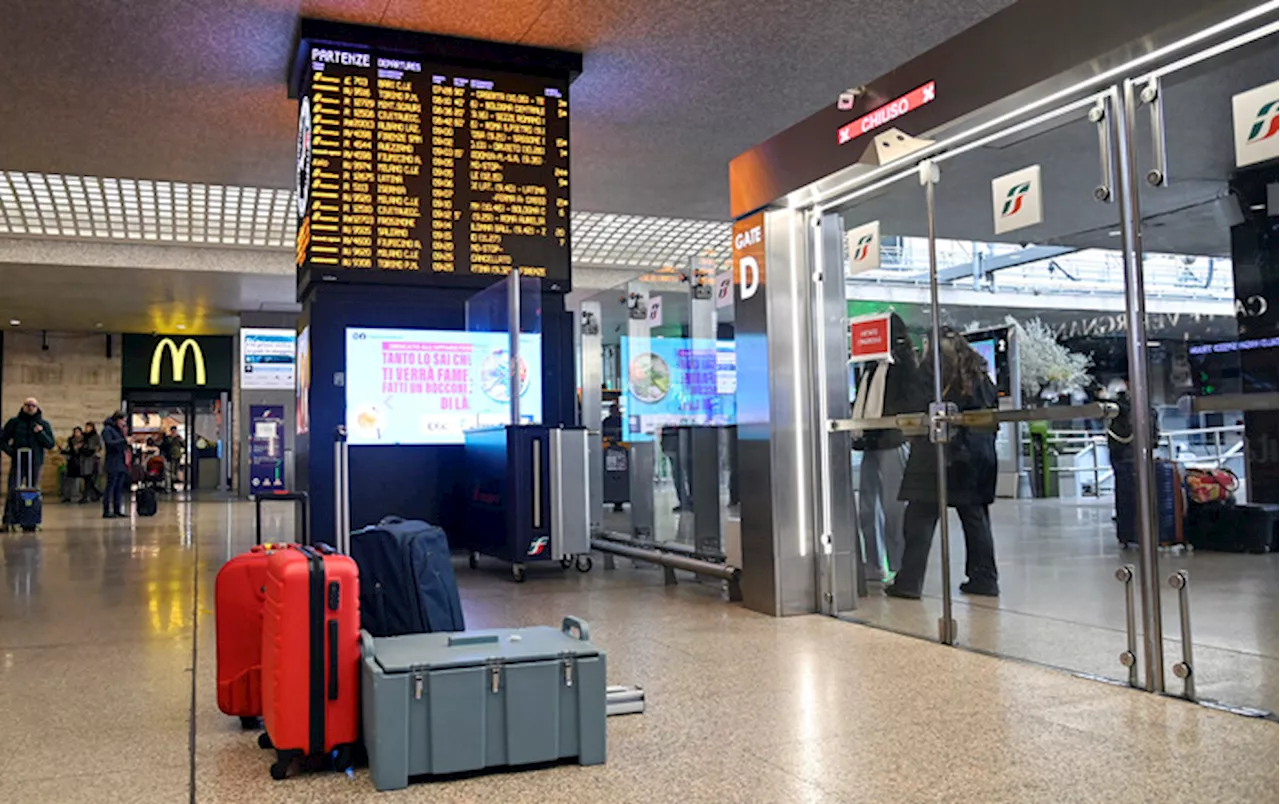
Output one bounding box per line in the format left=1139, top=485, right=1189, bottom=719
left=215, top=543, right=295, bottom=727
left=261, top=544, right=360, bottom=779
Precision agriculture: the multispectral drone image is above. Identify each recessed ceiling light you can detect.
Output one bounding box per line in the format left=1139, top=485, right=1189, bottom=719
left=8, top=319, right=19, bottom=326
left=94, top=322, right=104, bottom=328
left=176, top=324, right=187, bottom=330
left=1107, top=230, right=1121, bottom=237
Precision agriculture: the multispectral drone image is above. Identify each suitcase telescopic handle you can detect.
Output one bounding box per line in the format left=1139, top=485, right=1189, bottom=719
left=562, top=616, right=590, bottom=642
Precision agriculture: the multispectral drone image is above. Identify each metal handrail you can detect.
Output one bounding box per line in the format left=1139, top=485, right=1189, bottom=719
left=830, top=401, right=1118, bottom=435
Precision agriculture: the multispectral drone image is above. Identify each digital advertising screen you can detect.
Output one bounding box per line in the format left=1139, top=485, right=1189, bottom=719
left=295, top=326, right=311, bottom=435
left=295, top=44, right=570, bottom=286
left=969, top=337, right=999, bottom=386
left=620, top=337, right=736, bottom=441
left=240, top=328, right=297, bottom=390
left=345, top=327, right=542, bottom=445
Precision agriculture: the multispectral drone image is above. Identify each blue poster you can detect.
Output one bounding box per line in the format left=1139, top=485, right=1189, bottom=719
left=249, top=405, right=286, bottom=492
left=620, top=337, right=736, bottom=442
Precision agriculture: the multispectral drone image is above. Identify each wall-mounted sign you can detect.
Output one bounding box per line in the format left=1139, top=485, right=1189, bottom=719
left=122, top=334, right=234, bottom=391
left=715, top=271, right=734, bottom=308
left=845, top=220, right=881, bottom=275
left=849, top=313, right=893, bottom=363
left=647, top=295, right=663, bottom=328
left=991, top=164, right=1043, bottom=235
left=733, top=213, right=765, bottom=301
left=240, top=328, right=297, bottom=390
left=1232, top=81, right=1279, bottom=169
left=837, top=81, right=936, bottom=146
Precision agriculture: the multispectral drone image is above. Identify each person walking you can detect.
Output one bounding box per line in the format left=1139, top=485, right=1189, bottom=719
left=80, top=421, right=103, bottom=503
left=101, top=412, right=130, bottom=519
left=60, top=427, right=86, bottom=503
left=886, top=330, right=1000, bottom=599
left=2, top=397, right=56, bottom=494
left=851, top=313, right=918, bottom=584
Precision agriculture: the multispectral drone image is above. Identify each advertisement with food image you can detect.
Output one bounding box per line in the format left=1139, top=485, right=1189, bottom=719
left=345, top=327, right=542, bottom=445
left=621, top=336, right=736, bottom=441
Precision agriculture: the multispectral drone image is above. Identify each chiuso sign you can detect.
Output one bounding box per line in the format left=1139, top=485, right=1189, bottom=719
left=837, top=81, right=937, bottom=145
left=122, top=334, right=234, bottom=391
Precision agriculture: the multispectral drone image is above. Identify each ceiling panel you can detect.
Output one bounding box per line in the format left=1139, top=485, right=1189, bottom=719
left=0, top=0, right=1014, bottom=221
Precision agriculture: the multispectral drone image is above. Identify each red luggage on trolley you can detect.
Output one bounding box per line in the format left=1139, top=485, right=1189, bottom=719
left=215, top=542, right=294, bottom=727
left=260, top=544, right=360, bottom=779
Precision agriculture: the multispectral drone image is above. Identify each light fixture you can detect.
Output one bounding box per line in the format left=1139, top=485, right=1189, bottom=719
left=94, top=322, right=104, bottom=328
left=8, top=319, right=19, bottom=326
left=176, top=324, right=187, bottom=330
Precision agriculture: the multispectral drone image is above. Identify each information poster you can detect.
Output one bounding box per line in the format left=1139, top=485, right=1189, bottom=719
left=620, top=337, right=736, bottom=441
left=241, top=328, right=297, bottom=390
left=295, top=327, right=311, bottom=436
left=249, top=405, right=286, bottom=491
left=345, top=327, right=542, bottom=445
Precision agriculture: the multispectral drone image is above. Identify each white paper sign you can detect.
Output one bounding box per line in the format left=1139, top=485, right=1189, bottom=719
left=845, top=220, right=881, bottom=275
left=1232, top=81, right=1279, bottom=169
left=647, top=296, right=663, bottom=328
left=715, top=271, right=734, bottom=308
left=991, top=164, right=1043, bottom=235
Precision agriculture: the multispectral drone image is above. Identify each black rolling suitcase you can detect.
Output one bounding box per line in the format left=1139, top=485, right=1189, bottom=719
left=5, top=448, right=43, bottom=532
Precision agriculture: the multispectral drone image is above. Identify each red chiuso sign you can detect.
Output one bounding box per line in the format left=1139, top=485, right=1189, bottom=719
left=837, top=81, right=936, bottom=145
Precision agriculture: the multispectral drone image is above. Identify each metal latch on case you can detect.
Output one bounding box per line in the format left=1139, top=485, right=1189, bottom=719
left=490, top=665, right=501, bottom=694
left=414, top=673, right=423, bottom=701
left=562, top=657, right=574, bottom=687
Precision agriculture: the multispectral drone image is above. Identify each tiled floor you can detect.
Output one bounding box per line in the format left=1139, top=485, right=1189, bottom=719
left=1, top=498, right=1276, bottom=802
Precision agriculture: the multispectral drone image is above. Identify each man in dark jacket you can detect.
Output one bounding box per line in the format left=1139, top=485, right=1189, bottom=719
left=101, top=412, right=130, bottom=519
left=2, top=398, right=57, bottom=493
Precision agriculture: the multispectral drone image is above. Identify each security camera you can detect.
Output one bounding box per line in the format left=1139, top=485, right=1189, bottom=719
left=838, top=86, right=866, bottom=111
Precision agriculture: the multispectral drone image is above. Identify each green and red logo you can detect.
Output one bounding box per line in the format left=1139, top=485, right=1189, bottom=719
left=527, top=535, right=549, bottom=557
left=1000, top=182, right=1032, bottom=218
left=1247, top=100, right=1279, bottom=143
left=851, top=233, right=875, bottom=262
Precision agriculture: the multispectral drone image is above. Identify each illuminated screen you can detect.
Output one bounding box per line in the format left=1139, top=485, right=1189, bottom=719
left=295, top=326, right=311, bottom=436
left=296, top=47, right=570, bottom=285
left=620, top=337, right=736, bottom=441
left=969, top=338, right=999, bottom=386
left=345, top=327, right=542, bottom=445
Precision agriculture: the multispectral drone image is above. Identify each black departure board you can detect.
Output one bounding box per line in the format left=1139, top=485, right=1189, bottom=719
left=295, top=45, right=570, bottom=285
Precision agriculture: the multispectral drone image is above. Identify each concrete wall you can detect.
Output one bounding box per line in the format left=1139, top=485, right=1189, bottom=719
left=1, top=330, right=121, bottom=493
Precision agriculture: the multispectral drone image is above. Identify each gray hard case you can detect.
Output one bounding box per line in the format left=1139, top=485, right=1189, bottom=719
left=361, top=616, right=607, bottom=791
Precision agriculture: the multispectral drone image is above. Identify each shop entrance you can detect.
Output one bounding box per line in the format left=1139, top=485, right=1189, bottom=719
left=124, top=395, right=227, bottom=494
left=760, top=11, right=1278, bottom=716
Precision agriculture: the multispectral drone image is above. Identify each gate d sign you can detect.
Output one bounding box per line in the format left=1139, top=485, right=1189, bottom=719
left=150, top=338, right=207, bottom=386
left=733, top=213, right=765, bottom=301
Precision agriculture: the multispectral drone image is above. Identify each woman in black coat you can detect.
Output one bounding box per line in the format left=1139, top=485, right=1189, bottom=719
left=887, top=330, right=1000, bottom=599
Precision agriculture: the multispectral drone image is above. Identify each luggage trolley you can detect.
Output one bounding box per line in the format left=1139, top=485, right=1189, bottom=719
left=464, top=425, right=593, bottom=582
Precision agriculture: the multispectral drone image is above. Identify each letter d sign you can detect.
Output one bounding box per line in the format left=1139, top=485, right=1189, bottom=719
left=739, top=256, right=759, bottom=300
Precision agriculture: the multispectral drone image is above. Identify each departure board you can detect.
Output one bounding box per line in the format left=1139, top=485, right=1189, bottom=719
left=295, top=46, right=570, bottom=285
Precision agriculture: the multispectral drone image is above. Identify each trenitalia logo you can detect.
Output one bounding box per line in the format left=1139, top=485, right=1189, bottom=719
left=1000, top=182, right=1032, bottom=218
left=150, top=338, right=207, bottom=386
left=851, top=233, right=875, bottom=262
left=527, top=536, right=550, bottom=557
left=1247, top=100, right=1279, bottom=143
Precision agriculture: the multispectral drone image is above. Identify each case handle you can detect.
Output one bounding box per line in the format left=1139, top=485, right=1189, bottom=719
left=379, top=515, right=405, bottom=525
left=562, top=616, right=590, bottom=642
left=327, top=620, right=339, bottom=700
left=448, top=634, right=500, bottom=647
left=360, top=630, right=376, bottom=660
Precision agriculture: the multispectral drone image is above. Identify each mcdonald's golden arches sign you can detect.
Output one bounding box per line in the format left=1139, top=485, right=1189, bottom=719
left=122, top=334, right=234, bottom=390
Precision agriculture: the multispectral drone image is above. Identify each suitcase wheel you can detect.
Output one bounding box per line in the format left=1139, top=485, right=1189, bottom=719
left=332, top=745, right=353, bottom=773
left=576, top=555, right=593, bottom=573
left=269, top=760, right=290, bottom=781
left=257, top=732, right=273, bottom=750
left=239, top=716, right=260, bottom=731
left=560, top=556, right=573, bottom=569
left=468, top=551, right=480, bottom=570
left=512, top=563, right=526, bottom=583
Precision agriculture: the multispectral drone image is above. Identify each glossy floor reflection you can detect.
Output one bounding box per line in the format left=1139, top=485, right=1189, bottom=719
left=847, top=498, right=1280, bottom=715
left=0, top=499, right=1276, bottom=802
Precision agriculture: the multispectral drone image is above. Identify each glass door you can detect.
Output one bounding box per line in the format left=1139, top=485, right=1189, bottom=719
left=825, top=169, right=945, bottom=642
left=1130, top=26, right=1278, bottom=714
left=922, top=92, right=1145, bottom=681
